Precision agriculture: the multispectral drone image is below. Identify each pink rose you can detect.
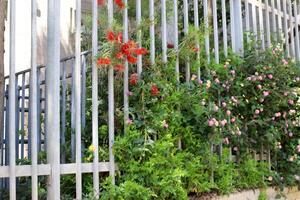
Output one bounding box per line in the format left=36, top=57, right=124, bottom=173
left=255, top=109, right=260, bottom=115
left=220, top=119, right=227, bottom=126
left=267, top=74, right=273, bottom=79
left=257, top=84, right=262, bottom=89
left=226, top=110, right=231, bottom=116
left=263, top=91, right=270, bottom=97
left=231, top=117, right=236, bottom=123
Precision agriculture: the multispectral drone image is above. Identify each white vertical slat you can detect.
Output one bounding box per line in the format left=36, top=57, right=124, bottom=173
left=194, top=0, right=201, bottom=79
left=161, top=0, right=167, bottom=63
left=265, top=0, right=271, bottom=47
left=230, top=0, right=236, bottom=50
left=221, top=0, right=228, bottom=56
left=9, top=0, right=16, bottom=199
left=149, top=0, right=155, bottom=65
left=293, top=1, right=300, bottom=60
left=271, top=0, right=277, bottom=34
left=75, top=0, right=82, bottom=197
left=212, top=0, right=219, bottom=63
left=277, top=0, right=283, bottom=40
left=259, top=0, right=265, bottom=49
left=252, top=3, right=258, bottom=43
left=245, top=0, right=253, bottom=42
left=183, top=0, right=190, bottom=81
left=283, top=0, right=290, bottom=56
left=30, top=0, right=38, bottom=199
left=235, top=0, right=244, bottom=53
left=289, top=0, right=295, bottom=57
left=136, top=0, right=142, bottom=76
left=46, top=0, right=61, bottom=198
left=174, top=0, right=179, bottom=81
left=231, top=0, right=244, bottom=53
left=124, top=0, right=129, bottom=130
left=92, top=0, right=99, bottom=197
left=107, top=0, right=115, bottom=184
left=204, top=0, right=210, bottom=62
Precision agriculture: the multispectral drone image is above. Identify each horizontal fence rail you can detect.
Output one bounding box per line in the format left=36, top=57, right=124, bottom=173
left=1, top=0, right=300, bottom=199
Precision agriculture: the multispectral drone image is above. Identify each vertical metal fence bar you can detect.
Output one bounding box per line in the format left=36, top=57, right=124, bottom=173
left=293, top=1, right=300, bottom=61
left=108, top=0, right=115, bottom=184
left=5, top=85, right=9, bottom=190
left=37, top=70, right=41, bottom=152
left=212, top=0, right=219, bottom=63
left=149, top=0, right=155, bottom=65
left=92, top=0, right=99, bottom=196
left=15, top=81, right=19, bottom=160
left=283, top=0, right=290, bottom=56
left=259, top=0, right=265, bottom=49
left=183, top=0, right=190, bottom=81
left=265, top=0, right=271, bottom=47
left=194, top=0, right=201, bottom=78
left=123, top=0, right=129, bottom=130
left=136, top=0, right=142, bottom=76
left=245, top=0, right=250, bottom=43
left=71, top=60, right=75, bottom=162
left=61, top=62, right=66, bottom=163
left=221, top=0, right=228, bottom=57
left=20, top=74, right=25, bottom=159
left=30, top=0, right=38, bottom=198
left=204, top=0, right=210, bottom=63
left=46, top=0, right=61, bottom=198
left=173, top=0, right=179, bottom=82
left=252, top=4, right=258, bottom=43
left=289, top=0, right=295, bottom=57
left=75, top=0, right=82, bottom=197
left=81, top=56, right=86, bottom=129
left=161, top=0, right=167, bottom=63
left=9, top=0, right=17, bottom=198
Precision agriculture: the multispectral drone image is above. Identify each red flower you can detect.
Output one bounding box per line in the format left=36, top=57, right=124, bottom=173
left=167, top=43, right=174, bottom=48
left=192, top=47, right=200, bottom=52
left=98, top=0, right=105, bottom=6
left=115, top=52, right=123, bottom=59
left=116, top=32, right=123, bottom=43
left=127, top=55, right=137, bottom=64
left=114, top=64, right=125, bottom=72
left=106, top=30, right=115, bottom=41
left=130, top=73, right=138, bottom=85
left=115, top=0, right=125, bottom=9
left=97, top=57, right=111, bottom=65
left=151, top=85, right=159, bottom=96
left=134, top=48, right=148, bottom=55
left=121, top=43, right=131, bottom=56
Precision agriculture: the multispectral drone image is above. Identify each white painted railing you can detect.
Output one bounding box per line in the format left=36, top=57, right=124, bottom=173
left=1, top=0, right=300, bottom=199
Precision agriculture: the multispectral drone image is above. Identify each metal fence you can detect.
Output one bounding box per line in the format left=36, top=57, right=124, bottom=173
left=1, top=0, right=300, bottom=199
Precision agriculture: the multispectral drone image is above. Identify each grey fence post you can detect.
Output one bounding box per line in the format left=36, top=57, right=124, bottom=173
left=9, top=0, right=17, bottom=198
left=46, top=0, right=61, bottom=199
left=231, top=0, right=244, bottom=54
left=92, top=0, right=99, bottom=196
left=30, top=0, right=38, bottom=199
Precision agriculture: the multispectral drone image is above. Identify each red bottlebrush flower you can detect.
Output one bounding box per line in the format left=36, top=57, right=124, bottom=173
left=114, top=64, right=125, bottom=72
left=115, top=0, right=125, bottom=9
left=121, top=43, right=131, bottom=56
left=167, top=43, right=174, bottom=48
left=134, top=48, right=148, bottom=55
left=98, top=0, right=105, bottom=6
left=115, top=52, right=123, bottom=59
left=116, top=32, right=123, bottom=43
left=130, top=73, right=138, bottom=85
left=127, top=55, right=137, bottom=64
left=106, top=30, right=115, bottom=41
left=97, top=57, right=111, bottom=65
left=151, top=85, right=159, bottom=96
